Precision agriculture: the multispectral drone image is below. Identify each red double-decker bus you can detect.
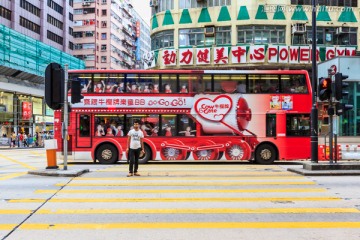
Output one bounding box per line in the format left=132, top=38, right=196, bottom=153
left=54, top=69, right=312, bottom=164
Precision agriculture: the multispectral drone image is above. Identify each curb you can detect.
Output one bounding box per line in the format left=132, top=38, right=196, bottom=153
left=288, top=168, right=360, bottom=176
left=28, top=169, right=89, bottom=177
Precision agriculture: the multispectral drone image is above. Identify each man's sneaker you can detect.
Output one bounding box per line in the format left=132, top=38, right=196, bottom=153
left=134, top=172, right=141, bottom=176
left=127, top=173, right=133, bottom=177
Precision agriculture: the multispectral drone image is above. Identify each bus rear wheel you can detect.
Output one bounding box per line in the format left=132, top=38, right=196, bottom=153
left=139, top=144, right=151, bottom=164
left=255, top=143, right=276, bottom=164
left=96, top=144, right=118, bottom=164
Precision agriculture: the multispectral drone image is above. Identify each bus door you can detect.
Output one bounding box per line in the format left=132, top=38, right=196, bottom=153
left=76, top=114, right=91, bottom=148
left=266, top=114, right=277, bottom=138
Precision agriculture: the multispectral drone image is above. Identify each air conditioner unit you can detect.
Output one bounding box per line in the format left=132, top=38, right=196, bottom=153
left=82, top=2, right=90, bottom=6
left=150, top=0, right=158, bottom=7
left=336, top=27, right=349, bottom=35
left=83, top=11, right=88, bottom=14
left=204, top=26, right=215, bottom=37
left=292, top=23, right=306, bottom=34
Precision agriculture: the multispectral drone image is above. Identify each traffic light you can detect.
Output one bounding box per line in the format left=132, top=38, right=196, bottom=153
left=318, top=77, right=332, bottom=101
left=71, top=80, right=84, bottom=104
left=45, top=63, right=64, bottom=110
left=336, top=102, right=353, bottom=116
left=334, top=72, right=349, bottom=101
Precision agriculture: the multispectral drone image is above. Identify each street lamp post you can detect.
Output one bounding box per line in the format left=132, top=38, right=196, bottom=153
left=311, top=0, right=318, bottom=163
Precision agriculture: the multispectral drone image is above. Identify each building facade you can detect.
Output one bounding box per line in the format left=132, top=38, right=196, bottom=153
left=147, top=0, right=358, bottom=70
left=72, top=0, right=150, bottom=69
left=0, top=0, right=84, bottom=139
left=133, top=9, right=151, bottom=69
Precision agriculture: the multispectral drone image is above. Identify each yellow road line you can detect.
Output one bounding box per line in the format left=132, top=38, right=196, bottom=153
left=0, top=154, right=37, bottom=170
left=35, top=208, right=359, bottom=215
left=75, top=176, right=305, bottom=181
left=0, top=224, right=16, bottom=230
left=0, top=209, right=33, bottom=214
left=9, top=197, right=340, bottom=203
left=0, top=172, right=27, bottom=181
left=35, top=188, right=326, bottom=194
left=29, top=151, right=46, bottom=156
left=55, top=181, right=316, bottom=187
left=4, top=222, right=358, bottom=230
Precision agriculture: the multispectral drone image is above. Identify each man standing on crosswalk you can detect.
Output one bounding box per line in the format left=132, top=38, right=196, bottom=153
left=126, top=120, right=145, bottom=177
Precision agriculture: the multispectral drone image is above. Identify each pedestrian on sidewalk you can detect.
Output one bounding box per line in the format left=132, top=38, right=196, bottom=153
left=126, top=120, right=145, bottom=177
left=11, top=132, right=16, bottom=148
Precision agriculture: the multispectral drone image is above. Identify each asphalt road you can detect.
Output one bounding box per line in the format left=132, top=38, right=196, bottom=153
left=0, top=149, right=360, bottom=240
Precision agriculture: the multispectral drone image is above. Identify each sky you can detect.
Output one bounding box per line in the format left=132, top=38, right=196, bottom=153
left=132, top=1, right=152, bottom=26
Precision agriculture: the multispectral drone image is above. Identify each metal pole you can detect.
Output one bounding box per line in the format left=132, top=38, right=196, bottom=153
left=63, top=64, right=68, bottom=170
left=310, top=0, right=318, bottom=163
left=329, top=107, right=333, bottom=164
left=334, top=133, right=337, bottom=163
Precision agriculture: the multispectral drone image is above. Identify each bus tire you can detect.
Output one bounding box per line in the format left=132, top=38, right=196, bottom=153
left=96, top=144, right=118, bottom=164
left=139, top=144, right=151, bottom=164
left=255, top=143, right=276, bottom=164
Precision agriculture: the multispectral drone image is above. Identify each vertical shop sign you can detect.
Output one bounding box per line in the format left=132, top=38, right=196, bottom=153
left=22, top=102, right=32, bottom=120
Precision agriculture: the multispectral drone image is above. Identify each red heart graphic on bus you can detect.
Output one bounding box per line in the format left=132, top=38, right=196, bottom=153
left=195, top=95, right=232, bottom=122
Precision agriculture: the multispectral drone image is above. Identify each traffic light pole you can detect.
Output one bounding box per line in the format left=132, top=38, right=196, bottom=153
left=63, top=64, right=69, bottom=170
left=310, top=0, right=318, bottom=163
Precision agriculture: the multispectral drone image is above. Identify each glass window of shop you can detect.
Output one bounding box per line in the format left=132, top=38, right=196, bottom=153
left=0, top=92, right=14, bottom=136
left=237, top=25, right=285, bottom=44
left=32, top=97, right=43, bottom=115
left=0, top=92, right=14, bottom=114
left=179, top=28, right=204, bottom=47
left=152, top=0, right=174, bottom=14
left=151, top=30, right=174, bottom=50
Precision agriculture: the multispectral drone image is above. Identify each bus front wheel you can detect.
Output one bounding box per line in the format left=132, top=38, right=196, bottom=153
left=255, top=143, right=276, bottom=164
left=96, top=144, right=118, bottom=164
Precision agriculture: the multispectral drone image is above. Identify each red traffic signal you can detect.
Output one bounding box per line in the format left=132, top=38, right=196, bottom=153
left=318, top=77, right=331, bottom=101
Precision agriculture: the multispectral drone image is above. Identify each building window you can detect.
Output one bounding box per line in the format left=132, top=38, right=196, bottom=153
left=153, top=0, right=174, bottom=13
left=20, top=0, right=41, bottom=17
left=69, top=13, right=73, bottom=22
left=74, top=43, right=83, bottom=49
left=102, top=0, right=107, bottom=4
left=215, top=26, right=231, bottom=45
left=179, top=28, right=204, bottom=47
left=0, top=6, right=11, bottom=20
left=47, top=14, right=63, bottom=30
left=69, top=41, right=74, bottom=50
left=101, top=33, right=107, bottom=39
left=101, top=44, right=107, bottom=51
left=292, top=26, right=357, bottom=46
left=101, top=21, right=107, bottom=28
left=102, top=9, right=107, bottom=16
left=101, top=56, right=107, bottom=63
left=69, top=0, right=73, bottom=7
left=179, top=0, right=230, bottom=9
left=20, top=16, right=41, bottom=34
left=69, top=27, right=73, bottom=36
left=47, top=30, right=63, bottom=45
left=292, top=0, right=357, bottom=6
left=151, top=30, right=174, bottom=50
left=47, top=0, right=63, bottom=15
left=237, top=25, right=285, bottom=44
left=208, top=0, right=232, bottom=7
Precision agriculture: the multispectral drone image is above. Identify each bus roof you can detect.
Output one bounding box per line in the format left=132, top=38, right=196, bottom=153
left=68, top=69, right=309, bottom=75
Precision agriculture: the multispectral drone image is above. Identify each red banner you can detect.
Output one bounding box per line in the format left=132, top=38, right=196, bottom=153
left=22, top=102, right=32, bottom=120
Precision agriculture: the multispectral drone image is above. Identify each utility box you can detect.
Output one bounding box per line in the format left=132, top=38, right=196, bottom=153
left=318, top=56, right=360, bottom=80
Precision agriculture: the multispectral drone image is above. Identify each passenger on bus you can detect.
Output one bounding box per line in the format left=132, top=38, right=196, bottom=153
left=116, top=82, right=125, bottom=93
left=126, top=83, right=131, bottom=92
left=179, top=126, right=196, bottom=136
left=94, top=80, right=105, bottom=93
left=95, top=124, right=105, bottom=136
left=115, top=125, right=124, bottom=137
left=81, top=80, right=91, bottom=93
left=131, top=84, right=138, bottom=93
left=236, top=82, right=246, bottom=93
left=106, top=128, right=114, bottom=136
left=141, top=124, right=149, bottom=136
left=105, top=83, right=117, bottom=93
left=180, top=85, right=188, bottom=93
left=153, top=84, right=159, bottom=93
left=163, top=125, right=172, bottom=136
left=164, top=84, right=172, bottom=93
left=151, top=127, right=159, bottom=136
left=143, top=85, right=151, bottom=93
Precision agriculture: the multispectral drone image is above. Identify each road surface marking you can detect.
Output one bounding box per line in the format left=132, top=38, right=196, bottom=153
left=0, top=154, right=37, bottom=170
left=35, top=188, right=326, bottom=194
left=0, top=222, right=357, bottom=230
left=0, top=172, right=27, bottom=181
left=75, top=176, right=305, bottom=181
left=55, top=181, right=316, bottom=187
left=9, top=197, right=340, bottom=203
left=33, top=208, right=359, bottom=214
